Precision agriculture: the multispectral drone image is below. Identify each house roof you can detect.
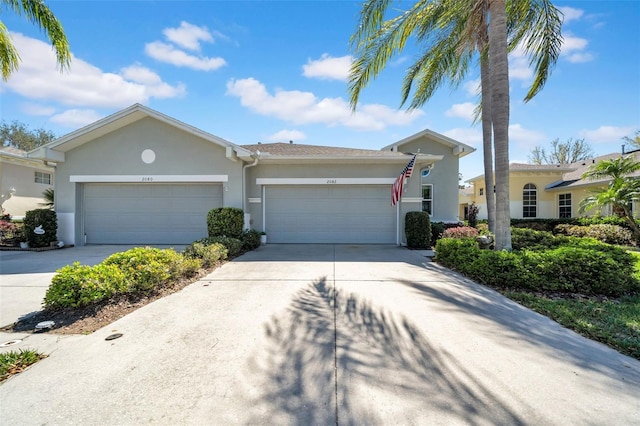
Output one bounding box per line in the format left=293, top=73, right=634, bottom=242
left=1, top=146, right=53, bottom=169
left=381, top=128, right=476, bottom=158
left=240, top=142, right=444, bottom=164
left=466, top=162, right=575, bottom=182
left=546, top=150, right=640, bottom=191
left=28, top=104, right=253, bottom=163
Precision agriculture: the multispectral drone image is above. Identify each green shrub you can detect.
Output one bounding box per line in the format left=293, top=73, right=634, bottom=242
left=431, top=222, right=445, bottom=243
left=241, top=229, right=262, bottom=251
left=555, top=224, right=633, bottom=246
left=577, top=215, right=637, bottom=229
left=174, top=257, right=203, bottom=278
left=23, top=209, right=57, bottom=248
left=511, top=218, right=576, bottom=232
left=207, top=207, right=244, bottom=239
left=405, top=211, right=431, bottom=249
left=435, top=237, right=639, bottom=297
left=195, top=236, right=243, bottom=257
left=44, top=262, right=127, bottom=310
left=511, top=227, right=561, bottom=250
left=183, top=242, right=228, bottom=268
left=442, top=226, right=478, bottom=239
left=103, top=247, right=182, bottom=292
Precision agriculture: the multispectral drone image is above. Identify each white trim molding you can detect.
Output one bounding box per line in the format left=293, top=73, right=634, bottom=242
left=256, top=177, right=395, bottom=185
left=248, top=198, right=262, bottom=203
left=70, top=175, right=229, bottom=183
left=401, top=197, right=422, bottom=203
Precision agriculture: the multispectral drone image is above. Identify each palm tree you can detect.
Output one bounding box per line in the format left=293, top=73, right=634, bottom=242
left=40, top=188, right=54, bottom=209
left=579, top=155, right=640, bottom=240
left=349, top=0, right=562, bottom=250
left=0, top=0, right=70, bottom=80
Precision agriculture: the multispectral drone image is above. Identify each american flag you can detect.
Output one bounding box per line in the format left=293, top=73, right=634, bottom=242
left=391, top=153, right=417, bottom=206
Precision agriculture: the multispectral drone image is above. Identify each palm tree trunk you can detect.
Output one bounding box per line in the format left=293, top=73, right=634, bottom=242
left=478, top=10, right=496, bottom=234
left=489, top=0, right=512, bottom=250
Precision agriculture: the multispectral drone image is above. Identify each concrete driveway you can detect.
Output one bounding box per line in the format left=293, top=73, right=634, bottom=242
left=1, top=244, right=639, bottom=425
left=0, top=245, right=185, bottom=327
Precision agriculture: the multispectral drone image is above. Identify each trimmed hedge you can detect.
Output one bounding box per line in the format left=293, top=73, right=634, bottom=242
left=24, top=209, right=57, bottom=248
left=183, top=242, right=228, bottom=268
left=207, top=207, right=244, bottom=239
left=435, top=237, right=639, bottom=297
left=554, top=224, right=633, bottom=246
left=102, top=247, right=183, bottom=292
left=241, top=229, right=262, bottom=251
left=195, top=236, right=243, bottom=257
left=44, top=247, right=208, bottom=310
left=405, top=211, right=431, bottom=249
left=442, top=226, right=479, bottom=239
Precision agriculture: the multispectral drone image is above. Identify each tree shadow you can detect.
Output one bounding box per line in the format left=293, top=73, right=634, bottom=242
left=401, top=262, right=640, bottom=379
left=245, top=277, right=525, bottom=424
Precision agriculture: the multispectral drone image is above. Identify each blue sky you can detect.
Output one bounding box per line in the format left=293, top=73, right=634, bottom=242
left=1, top=0, right=638, bottom=181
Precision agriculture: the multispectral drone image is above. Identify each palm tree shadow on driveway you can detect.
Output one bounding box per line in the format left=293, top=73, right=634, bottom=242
left=244, top=277, right=525, bottom=425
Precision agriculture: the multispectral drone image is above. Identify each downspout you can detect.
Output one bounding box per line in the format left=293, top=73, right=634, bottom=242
left=242, top=151, right=260, bottom=215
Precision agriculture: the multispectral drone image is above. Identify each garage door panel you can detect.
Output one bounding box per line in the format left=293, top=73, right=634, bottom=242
left=266, top=185, right=395, bottom=244
left=84, top=183, right=222, bottom=245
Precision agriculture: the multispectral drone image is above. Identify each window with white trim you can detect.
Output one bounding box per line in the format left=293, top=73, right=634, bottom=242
left=559, top=193, right=572, bottom=218
left=35, top=171, right=52, bottom=185
left=479, top=188, right=484, bottom=196
left=523, top=183, right=537, bottom=218
left=421, top=169, right=433, bottom=215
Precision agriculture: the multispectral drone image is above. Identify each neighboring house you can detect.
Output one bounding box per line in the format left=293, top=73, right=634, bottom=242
left=29, top=104, right=474, bottom=246
left=0, top=146, right=55, bottom=219
left=461, top=150, right=640, bottom=220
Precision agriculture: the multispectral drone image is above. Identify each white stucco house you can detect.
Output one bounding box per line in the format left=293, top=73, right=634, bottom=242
left=28, top=104, right=474, bottom=246
left=1, top=146, right=55, bottom=219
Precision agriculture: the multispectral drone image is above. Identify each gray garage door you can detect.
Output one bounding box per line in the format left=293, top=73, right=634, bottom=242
left=265, top=185, right=396, bottom=244
left=84, top=183, right=222, bottom=244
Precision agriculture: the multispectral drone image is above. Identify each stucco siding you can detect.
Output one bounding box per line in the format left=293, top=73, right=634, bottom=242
left=0, top=160, right=54, bottom=217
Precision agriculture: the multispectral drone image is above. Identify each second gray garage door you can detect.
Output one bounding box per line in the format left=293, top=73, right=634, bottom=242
left=265, top=185, right=396, bottom=244
left=84, top=183, right=222, bottom=245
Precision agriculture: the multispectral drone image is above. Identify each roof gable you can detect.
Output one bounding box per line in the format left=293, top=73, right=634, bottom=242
left=382, top=128, right=476, bottom=158
left=29, top=104, right=252, bottom=162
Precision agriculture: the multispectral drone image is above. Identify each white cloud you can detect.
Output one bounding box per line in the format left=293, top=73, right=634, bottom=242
left=558, top=6, right=584, bottom=24
left=162, top=21, right=214, bottom=51
left=443, top=128, right=482, bottom=147
left=302, top=54, right=352, bottom=81
left=145, top=41, right=227, bottom=71
left=580, top=125, right=635, bottom=143
left=565, top=52, right=594, bottom=64
left=5, top=33, right=186, bottom=109
left=225, top=77, right=423, bottom=131
left=20, top=103, right=56, bottom=116
left=50, top=109, right=103, bottom=127
left=445, top=102, right=476, bottom=121
left=509, top=45, right=533, bottom=82
left=463, top=78, right=480, bottom=96
left=560, top=34, right=594, bottom=63
left=268, top=129, right=307, bottom=142
left=509, top=124, right=546, bottom=148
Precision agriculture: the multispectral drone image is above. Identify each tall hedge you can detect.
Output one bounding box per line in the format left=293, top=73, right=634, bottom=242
left=24, top=209, right=57, bottom=248
left=207, top=207, right=244, bottom=239
left=405, top=211, right=431, bottom=249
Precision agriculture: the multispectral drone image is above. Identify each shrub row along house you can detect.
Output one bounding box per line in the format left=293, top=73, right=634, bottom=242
left=0, top=146, right=55, bottom=219
left=460, top=149, right=640, bottom=221
left=28, top=104, right=474, bottom=246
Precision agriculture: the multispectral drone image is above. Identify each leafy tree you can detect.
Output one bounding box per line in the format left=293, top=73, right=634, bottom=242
left=528, top=138, right=594, bottom=164
left=0, top=0, right=71, bottom=80
left=623, top=130, right=640, bottom=150
left=0, top=120, right=56, bottom=151
left=348, top=0, right=562, bottom=250
left=579, top=155, right=640, bottom=241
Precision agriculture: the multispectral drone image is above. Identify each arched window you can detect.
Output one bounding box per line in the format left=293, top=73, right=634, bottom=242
left=523, top=183, right=537, bottom=218
left=421, top=168, right=433, bottom=214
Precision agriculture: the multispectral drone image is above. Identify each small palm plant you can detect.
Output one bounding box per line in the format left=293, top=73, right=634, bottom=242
left=41, top=188, right=54, bottom=209
left=579, top=155, right=640, bottom=242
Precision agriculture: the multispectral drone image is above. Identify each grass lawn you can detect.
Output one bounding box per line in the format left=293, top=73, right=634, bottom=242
left=505, top=292, right=640, bottom=360
left=0, top=349, right=47, bottom=382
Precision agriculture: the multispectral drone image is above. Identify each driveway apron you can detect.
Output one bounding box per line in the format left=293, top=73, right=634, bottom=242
left=0, top=244, right=638, bottom=425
